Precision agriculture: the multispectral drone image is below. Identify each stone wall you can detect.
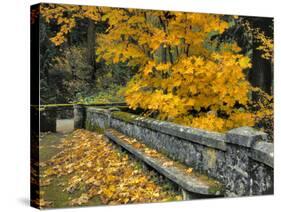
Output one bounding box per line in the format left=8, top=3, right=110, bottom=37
left=77, top=106, right=274, bottom=197
left=40, top=108, right=57, bottom=132
left=40, top=106, right=74, bottom=132
left=39, top=103, right=127, bottom=132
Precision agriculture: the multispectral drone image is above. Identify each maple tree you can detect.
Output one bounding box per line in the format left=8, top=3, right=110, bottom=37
left=242, top=20, right=274, bottom=61
left=41, top=4, right=102, bottom=46
left=41, top=4, right=273, bottom=132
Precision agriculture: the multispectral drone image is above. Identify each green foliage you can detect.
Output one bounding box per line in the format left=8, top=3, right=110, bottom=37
left=76, top=84, right=125, bottom=104
left=39, top=17, right=61, bottom=104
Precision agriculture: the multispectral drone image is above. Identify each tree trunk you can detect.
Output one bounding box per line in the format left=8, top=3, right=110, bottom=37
left=248, top=41, right=272, bottom=94
left=87, top=20, right=97, bottom=81
left=246, top=17, right=273, bottom=95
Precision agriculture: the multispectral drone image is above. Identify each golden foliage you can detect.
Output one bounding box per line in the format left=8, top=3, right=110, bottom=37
left=41, top=4, right=101, bottom=46
left=40, top=130, right=181, bottom=206
left=256, top=31, right=274, bottom=61
left=40, top=5, right=273, bottom=132
left=242, top=20, right=273, bottom=61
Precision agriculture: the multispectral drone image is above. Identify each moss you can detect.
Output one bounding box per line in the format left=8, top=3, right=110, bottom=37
left=39, top=132, right=102, bottom=208
left=206, top=148, right=217, bottom=169
left=38, top=102, right=126, bottom=108
left=111, top=111, right=138, bottom=123
left=94, top=106, right=129, bottom=110
left=39, top=133, right=65, bottom=161
left=186, top=170, right=224, bottom=195
left=40, top=174, right=102, bottom=208
left=42, top=104, right=75, bottom=108
left=208, top=182, right=225, bottom=195
left=85, top=120, right=105, bottom=134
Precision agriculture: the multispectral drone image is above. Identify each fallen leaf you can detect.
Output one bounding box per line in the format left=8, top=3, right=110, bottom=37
left=162, top=161, right=173, bottom=167
left=185, top=168, right=193, bottom=174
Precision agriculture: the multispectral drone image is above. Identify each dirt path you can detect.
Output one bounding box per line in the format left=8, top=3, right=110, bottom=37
left=38, top=129, right=182, bottom=208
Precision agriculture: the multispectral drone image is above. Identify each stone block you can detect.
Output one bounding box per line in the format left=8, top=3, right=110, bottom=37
left=251, top=142, right=274, bottom=168
left=226, top=127, right=268, bottom=148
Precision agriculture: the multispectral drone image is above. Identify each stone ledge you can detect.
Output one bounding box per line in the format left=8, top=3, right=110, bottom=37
left=87, top=107, right=110, bottom=115
left=111, top=111, right=227, bottom=151
left=226, top=127, right=268, bottom=148
left=105, top=128, right=224, bottom=196
left=111, top=111, right=138, bottom=123
left=250, top=142, right=274, bottom=168
left=136, top=117, right=227, bottom=151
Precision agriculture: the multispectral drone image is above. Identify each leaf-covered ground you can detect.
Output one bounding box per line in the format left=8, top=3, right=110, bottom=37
left=38, top=129, right=182, bottom=208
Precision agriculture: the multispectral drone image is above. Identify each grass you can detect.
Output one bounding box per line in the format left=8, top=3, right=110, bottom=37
left=40, top=175, right=101, bottom=208
left=39, top=132, right=102, bottom=208
left=39, top=133, right=65, bottom=161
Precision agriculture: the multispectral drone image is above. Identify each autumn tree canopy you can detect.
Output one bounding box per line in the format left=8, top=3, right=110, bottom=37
left=40, top=4, right=273, bottom=132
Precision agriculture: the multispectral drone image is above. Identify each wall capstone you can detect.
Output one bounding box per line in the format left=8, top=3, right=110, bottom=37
left=226, top=127, right=268, bottom=148
left=251, top=142, right=274, bottom=168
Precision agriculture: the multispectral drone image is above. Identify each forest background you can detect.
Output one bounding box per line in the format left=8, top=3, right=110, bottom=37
left=36, top=3, right=273, bottom=136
